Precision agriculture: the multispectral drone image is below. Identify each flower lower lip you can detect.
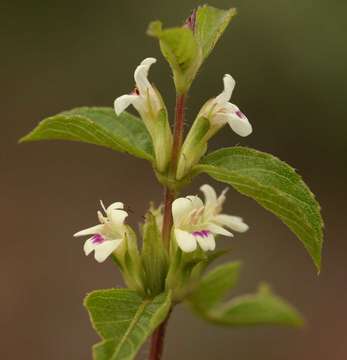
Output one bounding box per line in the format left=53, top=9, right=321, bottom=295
left=236, top=110, right=244, bottom=118
left=192, top=230, right=210, bottom=238
left=92, top=234, right=105, bottom=244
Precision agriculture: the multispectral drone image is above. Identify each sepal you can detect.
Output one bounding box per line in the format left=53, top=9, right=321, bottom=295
left=176, top=116, right=210, bottom=179
left=151, top=108, right=173, bottom=173
left=141, top=212, right=168, bottom=296
left=112, top=228, right=144, bottom=294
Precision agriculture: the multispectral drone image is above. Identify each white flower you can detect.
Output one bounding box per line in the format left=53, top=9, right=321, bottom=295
left=73, top=201, right=128, bottom=263
left=114, top=57, right=162, bottom=124
left=200, top=74, right=252, bottom=137
left=172, top=184, right=249, bottom=253
left=114, top=57, right=172, bottom=172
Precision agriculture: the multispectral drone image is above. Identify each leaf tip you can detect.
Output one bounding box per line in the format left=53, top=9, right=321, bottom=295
left=18, top=132, right=33, bottom=144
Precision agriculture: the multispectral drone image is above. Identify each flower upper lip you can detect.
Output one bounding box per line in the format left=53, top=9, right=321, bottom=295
left=201, top=74, right=253, bottom=137
left=114, top=57, right=162, bottom=120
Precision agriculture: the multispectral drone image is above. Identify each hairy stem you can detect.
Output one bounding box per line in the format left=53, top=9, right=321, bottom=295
left=149, top=94, right=185, bottom=360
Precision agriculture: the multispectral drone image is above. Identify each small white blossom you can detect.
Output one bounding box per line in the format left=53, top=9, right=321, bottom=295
left=114, top=57, right=172, bottom=172
left=172, top=184, right=249, bottom=253
left=114, top=57, right=162, bottom=123
left=200, top=74, right=252, bottom=137
left=74, top=201, right=128, bottom=263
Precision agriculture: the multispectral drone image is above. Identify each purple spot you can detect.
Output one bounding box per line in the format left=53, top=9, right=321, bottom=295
left=132, top=87, right=140, bottom=96
left=236, top=110, right=244, bottom=119
left=192, top=230, right=210, bottom=238
left=91, top=234, right=105, bottom=245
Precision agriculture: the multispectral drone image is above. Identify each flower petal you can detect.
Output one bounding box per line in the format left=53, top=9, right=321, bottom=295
left=215, top=74, right=236, bottom=104
left=109, top=209, right=128, bottom=228
left=196, top=232, right=216, bottom=251
left=73, top=224, right=104, bottom=237
left=207, top=223, right=234, bottom=237
left=94, top=239, right=123, bottom=263
left=226, top=105, right=252, bottom=137
left=106, top=202, right=124, bottom=214
left=174, top=229, right=197, bottom=253
left=114, top=94, right=138, bottom=115
left=83, top=237, right=96, bottom=256
left=215, top=214, right=249, bottom=233
left=134, top=57, right=157, bottom=95
left=172, top=197, right=194, bottom=226
left=186, top=195, right=204, bottom=210
left=200, top=184, right=217, bottom=207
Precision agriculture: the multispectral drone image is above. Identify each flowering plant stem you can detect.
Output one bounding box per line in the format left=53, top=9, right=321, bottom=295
left=149, top=312, right=171, bottom=360
left=161, top=94, right=186, bottom=247
left=150, top=94, right=186, bottom=359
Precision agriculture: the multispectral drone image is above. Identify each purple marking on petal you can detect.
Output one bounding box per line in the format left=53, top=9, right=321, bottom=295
left=192, top=230, right=211, bottom=238
left=236, top=110, right=244, bottom=119
left=91, top=234, right=105, bottom=245
left=202, top=230, right=210, bottom=237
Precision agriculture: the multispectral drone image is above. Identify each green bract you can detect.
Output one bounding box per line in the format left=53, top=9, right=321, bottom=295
left=148, top=5, right=236, bottom=94
left=147, top=21, right=200, bottom=94
left=195, top=5, right=237, bottom=60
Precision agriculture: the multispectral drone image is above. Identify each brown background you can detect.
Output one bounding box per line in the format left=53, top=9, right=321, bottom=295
left=2, top=0, right=347, bottom=359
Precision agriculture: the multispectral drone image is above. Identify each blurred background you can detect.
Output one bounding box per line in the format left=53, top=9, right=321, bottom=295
left=2, top=0, right=346, bottom=359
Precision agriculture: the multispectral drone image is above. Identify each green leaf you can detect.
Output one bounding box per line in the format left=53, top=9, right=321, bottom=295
left=147, top=21, right=199, bottom=94
left=195, top=5, right=237, bottom=60
left=142, top=212, right=168, bottom=297
left=207, top=284, right=303, bottom=327
left=189, top=262, right=241, bottom=312
left=195, top=147, right=323, bottom=271
left=20, top=107, right=154, bottom=161
left=85, top=289, right=171, bottom=360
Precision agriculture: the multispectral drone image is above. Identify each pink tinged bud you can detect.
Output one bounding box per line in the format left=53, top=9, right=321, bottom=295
left=185, top=9, right=197, bottom=31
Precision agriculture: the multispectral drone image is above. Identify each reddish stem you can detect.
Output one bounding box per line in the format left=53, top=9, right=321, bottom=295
left=149, top=94, right=186, bottom=360
left=148, top=313, right=171, bottom=360
left=171, top=94, right=186, bottom=173
left=161, top=94, right=186, bottom=246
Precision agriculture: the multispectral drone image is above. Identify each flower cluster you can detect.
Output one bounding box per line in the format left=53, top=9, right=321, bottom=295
left=114, top=57, right=252, bottom=179
left=74, top=185, right=248, bottom=263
